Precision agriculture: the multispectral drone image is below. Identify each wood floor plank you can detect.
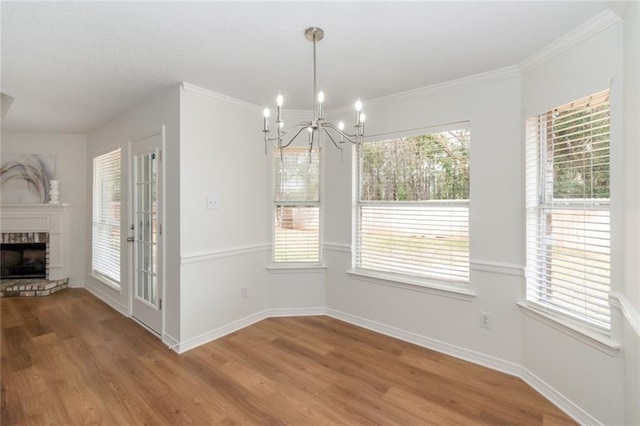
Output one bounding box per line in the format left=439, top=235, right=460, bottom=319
left=1, top=289, right=577, bottom=425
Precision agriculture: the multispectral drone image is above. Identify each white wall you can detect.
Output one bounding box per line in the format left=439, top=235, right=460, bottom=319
left=324, top=69, right=524, bottom=368
left=521, top=22, right=625, bottom=425
left=85, top=86, right=181, bottom=341
left=622, top=3, right=640, bottom=424
left=178, top=84, right=270, bottom=344
left=177, top=85, right=326, bottom=347
left=0, top=132, right=87, bottom=287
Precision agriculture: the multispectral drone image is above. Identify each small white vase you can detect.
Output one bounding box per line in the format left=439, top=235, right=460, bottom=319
left=49, top=180, right=60, bottom=204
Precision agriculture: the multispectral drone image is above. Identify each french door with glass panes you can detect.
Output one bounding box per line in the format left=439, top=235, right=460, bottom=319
left=130, top=133, right=163, bottom=335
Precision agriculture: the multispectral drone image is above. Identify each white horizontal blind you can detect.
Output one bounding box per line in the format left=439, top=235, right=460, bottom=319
left=92, top=148, right=122, bottom=283
left=273, top=147, right=320, bottom=263
left=526, top=90, right=611, bottom=331
left=356, top=128, right=470, bottom=283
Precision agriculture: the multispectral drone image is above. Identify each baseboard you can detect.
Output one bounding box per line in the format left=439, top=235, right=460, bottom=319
left=325, top=308, right=522, bottom=377
left=84, top=282, right=129, bottom=317
left=163, top=332, right=181, bottom=353
left=265, top=307, right=327, bottom=317
left=176, top=310, right=269, bottom=353
left=521, top=368, right=602, bottom=425
left=68, top=280, right=84, bottom=288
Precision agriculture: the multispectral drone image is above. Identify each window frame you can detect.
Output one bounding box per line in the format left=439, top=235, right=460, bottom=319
left=91, top=147, right=122, bottom=289
left=271, top=145, right=322, bottom=266
left=525, top=90, right=611, bottom=334
left=352, top=124, right=471, bottom=290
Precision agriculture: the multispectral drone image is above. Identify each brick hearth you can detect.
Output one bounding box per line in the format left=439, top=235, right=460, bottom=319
left=0, top=278, right=68, bottom=297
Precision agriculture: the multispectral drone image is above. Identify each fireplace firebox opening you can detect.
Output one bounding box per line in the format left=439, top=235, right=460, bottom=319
left=1, top=242, right=47, bottom=279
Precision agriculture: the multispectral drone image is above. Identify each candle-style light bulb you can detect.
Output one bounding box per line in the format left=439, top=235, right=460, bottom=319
left=279, top=121, right=284, bottom=129
left=276, top=94, right=283, bottom=122
left=338, top=121, right=345, bottom=131
left=355, top=99, right=363, bottom=112
left=263, top=107, right=270, bottom=132
left=360, top=113, right=366, bottom=123
left=317, top=90, right=325, bottom=104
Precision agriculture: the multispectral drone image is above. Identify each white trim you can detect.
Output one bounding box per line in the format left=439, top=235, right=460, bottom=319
left=265, top=307, right=327, bottom=317
left=90, top=272, right=121, bottom=291
left=326, top=308, right=520, bottom=377
left=131, top=316, right=161, bottom=338
left=172, top=307, right=327, bottom=353
left=346, top=269, right=475, bottom=302
left=610, top=292, right=640, bottom=337
left=323, top=242, right=352, bottom=254
left=519, top=10, right=622, bottom=74
left=175, top=310, right=268, bottom=353
left=0, top=203, right=70, bottom=208
left=518, top=302, right=620, bottom=356
left=163, top=332, right=181, bottom=353
left=83, top=283, right=128, bottom=317
left=329, top=66, right=520, bottom=113
left=68, top=280, right=84, bottom=289
left=521, top=368, right=603, bottom=426
left=181, top=243, right=270, bottom=264
left=181, top=82, right=262, bottom=111
left=470, top=260, right=525, bottom=277
left=266, top=264, right=327, bottom=274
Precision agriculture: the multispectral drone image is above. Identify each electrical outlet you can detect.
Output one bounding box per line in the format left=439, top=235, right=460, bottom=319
left=480, top=312, right=491, bottom=329
left=207, top=197, right=219, bottom=209
left=241, top=286, right=248, bottom=299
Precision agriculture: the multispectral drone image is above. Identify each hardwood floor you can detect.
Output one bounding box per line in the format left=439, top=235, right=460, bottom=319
left=1, top=289, right=576, bottom=425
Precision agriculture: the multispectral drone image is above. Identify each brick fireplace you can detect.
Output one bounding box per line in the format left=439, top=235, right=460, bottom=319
left=0, top=204, right=70, bottom=297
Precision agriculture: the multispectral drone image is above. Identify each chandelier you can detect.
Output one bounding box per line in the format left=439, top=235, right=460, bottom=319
left=262, top=27, right=366, bottom=156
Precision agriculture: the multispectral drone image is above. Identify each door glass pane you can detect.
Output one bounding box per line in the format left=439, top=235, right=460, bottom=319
left=134, top=149, right=159, bottom=307
left=137, top=269, right=144, bottom=299
left=150, top=275, right=156, bottom=304
left=152, top=244, right=157, bottom=274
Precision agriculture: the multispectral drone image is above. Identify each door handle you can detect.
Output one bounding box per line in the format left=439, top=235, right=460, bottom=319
left=126, top=236, right=135, bottom=242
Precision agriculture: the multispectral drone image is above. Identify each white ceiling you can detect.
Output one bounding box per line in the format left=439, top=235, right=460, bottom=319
left=1, top=1, right=613, bottom=134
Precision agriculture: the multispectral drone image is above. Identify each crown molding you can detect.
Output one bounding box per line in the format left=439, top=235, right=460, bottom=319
left=328, top=65, right=519, bottom=115
left=181, top=82, right=262, bottom=111
left=519, top=10, right=622, bottom=74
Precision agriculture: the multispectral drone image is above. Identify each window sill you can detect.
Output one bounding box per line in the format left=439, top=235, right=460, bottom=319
left=266, top=264, right=327, bottom=274
left=90, top=273, right=121, bottom=292
left=517, top=302, right=620, bottom=357
left=346, top=269, right=475, bottom=301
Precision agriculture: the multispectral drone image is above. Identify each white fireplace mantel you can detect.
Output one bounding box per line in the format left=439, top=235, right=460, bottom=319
left=0, top=204, right=70, bottom=280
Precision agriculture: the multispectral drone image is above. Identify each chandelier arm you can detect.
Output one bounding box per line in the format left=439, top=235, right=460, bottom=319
left=323, top=122, right=359, bottom=144
left=283, top=121, right=312, bottom=135
left=322, top=127, right=343, bottom=150
left=265, top=121, right=312, bottom=144
left=280, top=125, right=309, bottom=149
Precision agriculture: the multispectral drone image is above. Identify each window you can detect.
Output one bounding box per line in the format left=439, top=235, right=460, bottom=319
left=526, top=90, right=611, bottom=331
left=355, top=127, right=470, bottom=284
left=273, top=146, right=320, bottom=263
left=92, top=148, right=122, bottom=285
